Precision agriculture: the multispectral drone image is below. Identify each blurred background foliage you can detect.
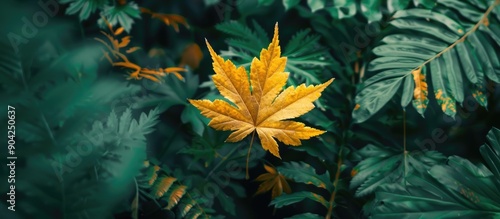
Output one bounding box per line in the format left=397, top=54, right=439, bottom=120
left=0, top=0, right=500, bottom=218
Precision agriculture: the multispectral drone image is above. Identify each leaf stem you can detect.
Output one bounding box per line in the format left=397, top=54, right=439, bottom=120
left=325, top=145, right=343, bottom=219
left=131, top=177, right=139, bottom=219
left=403, top=110, right=408, bottom=182
left=204, top=144, right=241, bottom=181
left=246, top=131, right=256, bottom=179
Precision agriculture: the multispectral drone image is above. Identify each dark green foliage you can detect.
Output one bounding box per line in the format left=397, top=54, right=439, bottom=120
left=350, top=144, right=446, bottom=197
left=1, top=0, right=500, bottom=218
left=369, top=127, right=500, bottom=218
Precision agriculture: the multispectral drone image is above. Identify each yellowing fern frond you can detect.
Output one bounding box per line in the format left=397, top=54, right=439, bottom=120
left=95, top=16, right=185, bottom=82
left=166, top=185, right=187, bottom=210
left=179, top=199, right=196, bottom=217
left=153, top=176, right=176, bottom=198
left=138, top=161, right=208, bottom=218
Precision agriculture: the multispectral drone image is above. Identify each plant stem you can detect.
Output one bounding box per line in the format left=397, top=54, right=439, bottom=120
left=204, top=143, right=241, bottom=181
left=246, top=131, right=256, bottom=179
left=325, top=145, right=343, bottom=219
left=131, top=177, right=139, bottom=219
left=403, top=110, right=408, bottom=183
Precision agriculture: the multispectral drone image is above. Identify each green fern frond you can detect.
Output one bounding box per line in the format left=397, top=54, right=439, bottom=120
left=360, top=0, right=437, bottom=22
left=8, top=107, right=159, bottom=219
left=215, top=20, right=268, bottom=55
left=354, top=0, right=500, bottom=123
left=370, top=127, right=500, bottom=218
left=350, top=144, right=446, bottom=197
left=59, top=0, right=109, bottom=21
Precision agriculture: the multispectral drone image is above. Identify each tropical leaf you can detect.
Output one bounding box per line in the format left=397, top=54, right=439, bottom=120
left=291, top=0, right=357, bottom=20
left=278, top=161, right=333, bottom=192
left=480, top=127, right=500, bottom=177
left=361, top=0, right=437, bottom=22
left=370, top=127, right=500, bottom=218
left=353, top=0, right=500, bottom=123
left=350, top=144, right=446, bottom=197
left=270, top=191, right=329, bottom=208
left=189, top=23, right=333, bottom=158
left=60, top=0, right=108, bottom=20
left=99, top=2, right=141, bottom=33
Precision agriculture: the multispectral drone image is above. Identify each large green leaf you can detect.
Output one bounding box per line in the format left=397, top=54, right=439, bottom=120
left=350, top=144, right=446, bottom=197
left=353, top=1, right=500, bottom=123
left=480, top=127, right=500, bottom=178
left=270, top=191, right=329, bottom=208
left=370, top=127, right=500, bottom=218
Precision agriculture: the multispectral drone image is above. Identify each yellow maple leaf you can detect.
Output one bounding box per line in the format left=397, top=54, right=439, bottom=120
left=254, top=164, right=291, bottom=200
left=189, top=23, right=333, bottom=176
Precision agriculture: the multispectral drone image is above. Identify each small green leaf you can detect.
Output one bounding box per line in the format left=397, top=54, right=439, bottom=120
left=401, top=75, right=414, bottom=109
left=361, top=0, right=382, bottom=22
left=258, top=0, right=274, bottom=6
left=100, top=2, right=141, bottom=32
left=270, top=191, right=328, bottom=208
left=282, top=0, right=300, bottom=10
left=307, top=0, right=325, bottom=12
left=352, top=77, right=404, bottom=123
left=278, top=162, right=333, bottom=192
left=285, top=213, right=324, bottom=219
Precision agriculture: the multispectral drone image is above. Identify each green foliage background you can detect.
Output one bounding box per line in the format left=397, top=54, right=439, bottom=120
left=1, top=0, right=500, bottom=218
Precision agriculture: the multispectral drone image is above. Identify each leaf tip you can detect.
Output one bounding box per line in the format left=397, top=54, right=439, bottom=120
left=324, top=78, right=335, bottom=86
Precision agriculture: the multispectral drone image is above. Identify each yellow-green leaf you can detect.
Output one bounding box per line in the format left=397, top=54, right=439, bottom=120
left=411, top=67, right=429, bottom=116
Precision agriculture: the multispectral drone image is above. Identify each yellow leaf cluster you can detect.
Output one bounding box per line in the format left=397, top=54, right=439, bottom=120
left=254, top=164, right=291, bottom=200
left=189, top=23, right=334, bottom=158
left=95, top=18, right=185, bottom=82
